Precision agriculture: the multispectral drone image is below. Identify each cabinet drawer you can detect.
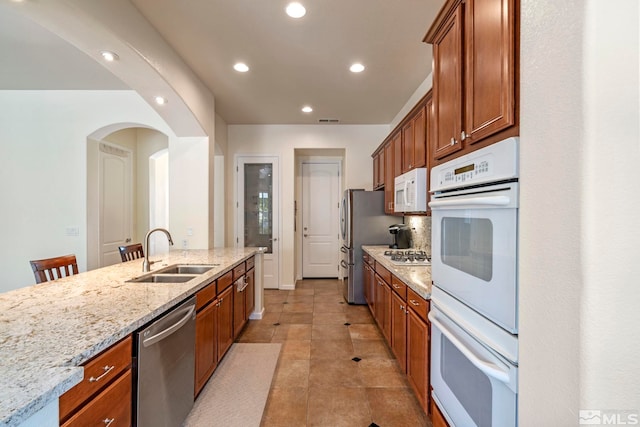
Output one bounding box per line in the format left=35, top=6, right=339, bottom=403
left=216, top=270, right=234, bottom=294
left=407, top=288, right=429, bottom=322
left=62, top=369, right=132, bottom=427
left=196, top=281, right=216, bottom=311
left=59, top=336, right=132, bottom=422
left=246, top=256, right=255, bottom=271
left=390, top=275, right=407, bottom=301
left=233, top=262, right=246, bottom=279
left=375, top=263, right=391, bottom=284
left=363, top=253, right=370, bottom=264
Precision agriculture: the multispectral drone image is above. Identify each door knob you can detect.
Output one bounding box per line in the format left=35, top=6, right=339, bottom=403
left=304, top=234, right=308, bottom=237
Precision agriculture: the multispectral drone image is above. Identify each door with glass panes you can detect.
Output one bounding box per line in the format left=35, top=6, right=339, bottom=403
left=237, top=156, right=279, bottom=289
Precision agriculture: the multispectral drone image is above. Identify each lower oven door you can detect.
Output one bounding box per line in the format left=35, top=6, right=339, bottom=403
left=429, top=304, right=518, bottom=427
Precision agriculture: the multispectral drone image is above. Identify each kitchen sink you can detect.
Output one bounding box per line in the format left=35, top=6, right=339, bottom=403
left=156, top=264, right=219, bottom=275
left=128, top=274, right=197, bottom=283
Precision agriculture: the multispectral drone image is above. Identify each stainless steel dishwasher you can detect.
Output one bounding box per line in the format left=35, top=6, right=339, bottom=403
left=136, top=296, right=196, bottom=427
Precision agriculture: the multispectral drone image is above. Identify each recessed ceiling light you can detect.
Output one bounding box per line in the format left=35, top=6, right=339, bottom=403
left=350, top=63, right=365, bottom=73
left=286, top=2, right=306, bottom=18
left=301, top=106, right=313, bottom=113
left=154, top=96, right=167, bottom=105
left=100, top=51, right=119, bottom=62
left=234, top=62, right=250, bottom=73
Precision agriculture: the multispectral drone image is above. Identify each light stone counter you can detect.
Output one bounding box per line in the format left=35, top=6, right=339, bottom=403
left=0, top=247, right=260, bottom=427
left=362, top=245, right=432, bottom=300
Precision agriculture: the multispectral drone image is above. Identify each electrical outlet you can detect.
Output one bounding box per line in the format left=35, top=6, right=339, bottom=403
left=182, top=239, right=188, bottom=249
left=187, top=227, right=193, bottom=236
left=65, top=227, right=79, bottom=236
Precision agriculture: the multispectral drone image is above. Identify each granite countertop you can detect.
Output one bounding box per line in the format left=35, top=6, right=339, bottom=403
left=361, top=245, right=432, bottom=300
left=0, top=247, right=259, bottom=427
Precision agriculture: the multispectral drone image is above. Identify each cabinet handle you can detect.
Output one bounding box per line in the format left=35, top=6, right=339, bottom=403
left=103, top=418, right=115, bottom=427
left=392, top=284, right=400, bottom=289
left=461, top=131, right=467, bottom=141
left=400, top=305, right=404, bottom=310
left=409, top=299, right=420, bottom=307
left=89, top=365, right=114, bottom=383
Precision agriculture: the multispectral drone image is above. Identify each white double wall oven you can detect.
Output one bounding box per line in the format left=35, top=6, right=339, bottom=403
left=429, top=137, right=520, bottom=427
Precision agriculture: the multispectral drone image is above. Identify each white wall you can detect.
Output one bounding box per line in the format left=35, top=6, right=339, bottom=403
left=227, top=124, right=389, bottom=288
left=0, top=90, right=210, bottom=292
left=519, top=1, right=640, bottom=425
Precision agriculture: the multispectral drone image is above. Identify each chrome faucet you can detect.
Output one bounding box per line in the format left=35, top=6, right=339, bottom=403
left=143, top=228, right=174, bottom=272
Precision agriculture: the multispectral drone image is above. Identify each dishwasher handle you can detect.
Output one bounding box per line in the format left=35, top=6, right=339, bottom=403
left=143, top=304, right=195, bottom=347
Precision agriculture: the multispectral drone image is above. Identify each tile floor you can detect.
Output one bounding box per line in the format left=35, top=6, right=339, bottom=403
left=236, top=279, right=432, bottom=427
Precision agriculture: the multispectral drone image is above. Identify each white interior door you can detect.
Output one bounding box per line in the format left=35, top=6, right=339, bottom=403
left=302, top=162, right=340, bottom=278
left=99, top=143, right=132, bottom=267
left=237, top=156, right=279, bottom=289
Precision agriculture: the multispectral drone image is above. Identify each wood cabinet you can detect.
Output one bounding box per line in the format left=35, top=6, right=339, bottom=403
left=363, top=256, right=375, bottom=312
left=384, top=141, right=394, bottom=213
left=406, top=287, right=430, bottom=413
left=372, top=149, right=384, bottom=189
left=195, top=281, right=217, bottom=397
left=402, top=107, right=427, bottom=173
left=59, top=336, right=132, bottom=426
left=425, top=0, right=518, bottom=165
left=390, top=290, right=407, bottom=373
left=233, top=259, right=255, bottom=339
left=431, top=398, right=450, bottom=427
left=217, top=285, right=234, bottom=361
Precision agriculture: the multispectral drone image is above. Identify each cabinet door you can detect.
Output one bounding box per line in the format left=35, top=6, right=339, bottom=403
left=246, top=268, right=255, bottom=317
left=431, top=1, right=464, bottom=161
left=407, top=309, right=429, bottom=413
left=384, top=142, right=394, bottom=213
left=372, top=153, right=379, bottom=188
left=392, top=132, right=403, bottom=178
left=464, top=0, right=516, bottom=144
left=402, top=120, right=414, bottom=173
left=373, top=274, right=385, bottom=329
left=390, top=291, right=407, bottom=373
left=363, top=261, right=372, bottom=307
left=377, top=279, right=391, bottom=342
left=412, top=107, right=426, bottom=169
left=217, top=286, right=234, bottom=360
left=195, top=302, right=217, bottom=396
left=233, top=278, right=246, bottom=339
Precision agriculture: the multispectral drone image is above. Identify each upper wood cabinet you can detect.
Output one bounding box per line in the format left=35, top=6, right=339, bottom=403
left=384, top=141, right=394, bottom=213
left=425, top=0, right=518, bottom=165
left=372, top=149, right=384, bottom=189
left=402, top=106, right=427, bottom=173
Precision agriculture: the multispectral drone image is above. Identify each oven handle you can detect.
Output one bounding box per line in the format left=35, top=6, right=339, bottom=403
left=428, top=311, right=510, bottom=384
left=428, top=195, right=511, bottom=209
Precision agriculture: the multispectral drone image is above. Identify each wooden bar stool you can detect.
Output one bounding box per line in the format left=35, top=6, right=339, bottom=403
left=118, top=243, right=144, bottom=262
left=30, top=254, right=79, bottom=284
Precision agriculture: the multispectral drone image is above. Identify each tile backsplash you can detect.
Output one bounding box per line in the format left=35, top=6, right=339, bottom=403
left=405, top=215, right=432, bottom=255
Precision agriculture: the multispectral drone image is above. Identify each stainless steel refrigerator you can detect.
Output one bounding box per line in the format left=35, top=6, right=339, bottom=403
left=340, top=189, right=397, bottom=304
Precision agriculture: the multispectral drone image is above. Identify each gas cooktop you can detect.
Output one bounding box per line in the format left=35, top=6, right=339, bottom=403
left=383, top=250, right=431, bottom=266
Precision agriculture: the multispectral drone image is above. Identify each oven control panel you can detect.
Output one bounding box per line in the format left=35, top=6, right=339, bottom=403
left=431, top=137, right=519, bottom=192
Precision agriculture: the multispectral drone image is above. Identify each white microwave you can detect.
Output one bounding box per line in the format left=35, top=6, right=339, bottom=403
left=394, top=168, right=427, bottom=213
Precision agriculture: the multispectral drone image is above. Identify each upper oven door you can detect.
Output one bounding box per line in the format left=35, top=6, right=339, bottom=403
left=430, top=181, right=518, bottom=333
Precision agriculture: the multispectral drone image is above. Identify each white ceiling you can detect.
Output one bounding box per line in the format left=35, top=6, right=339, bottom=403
left=0, top=0, right=444, bottom=125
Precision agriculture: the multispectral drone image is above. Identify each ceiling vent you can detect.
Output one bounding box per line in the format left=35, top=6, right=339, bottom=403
left=318, top=118, right=340, bottom=123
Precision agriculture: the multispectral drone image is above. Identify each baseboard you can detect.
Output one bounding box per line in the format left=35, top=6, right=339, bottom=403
left=249, top=307, right=265, bottom=320
left=279, top=283, right=295, bottom=290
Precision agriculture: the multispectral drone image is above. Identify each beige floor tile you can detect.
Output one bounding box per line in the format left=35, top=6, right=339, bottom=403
left=312, top=312, right=348, bottom=325
left=307, top=386, right=372, bottom=427
left=264, top=303, right=285, bottom=313
left=287, top=294, right=315, bottom=304
left=351, top=339, right=394, bottom=360
left=272, top=324, right=313, bottom=341
left=282, top=302, right=314, bottom=313
left=280, top=340, right=311, bottom=360
left=308, top=359, right=362, bottom=388
left=311, top=324, right=352, bottom=341
left=314, top=301, right=346, bottom=314
left=366, top=388, right=431, bottom=427
left=358, top=358, right=409, bottom=388
left=348, top=324, right=383, bottom=340
left=279, top=312, right=314, bottom=324
left=272, top=359, right=310, bottom=388
left=310, top=339, right=354, bottom=360
left=289, top=288, right=315, bottom=295
left=261, top=387, right=308, bottom=427
left=344, top=307, right=375, bottom=324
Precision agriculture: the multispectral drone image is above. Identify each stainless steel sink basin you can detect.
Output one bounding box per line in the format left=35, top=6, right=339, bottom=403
left=128, top=274, right=197, bottom=283
left=156, top=264, right=218, bottom=275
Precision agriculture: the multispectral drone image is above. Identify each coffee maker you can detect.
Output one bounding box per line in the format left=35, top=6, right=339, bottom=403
left=388, top=224, right=412, bottom=249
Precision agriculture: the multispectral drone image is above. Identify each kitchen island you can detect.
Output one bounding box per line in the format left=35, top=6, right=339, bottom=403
left=0, top=247, right=262, bottom=427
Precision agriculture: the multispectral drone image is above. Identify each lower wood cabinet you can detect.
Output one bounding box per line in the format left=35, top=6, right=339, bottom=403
left=195, top=292, right=217, bottom=396
left=363, top=254, right=431, bottom=418
left=59, top=336, right=132, bottom=426
left=217, top=285, right=234, bottom=361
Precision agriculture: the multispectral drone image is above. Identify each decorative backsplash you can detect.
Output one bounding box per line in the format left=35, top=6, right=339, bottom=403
left=405, top=215, right=432, bottom=255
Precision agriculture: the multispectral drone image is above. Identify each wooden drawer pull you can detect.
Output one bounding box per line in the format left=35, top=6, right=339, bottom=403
left=103, top=418, right=115, bottom=427
left=89, top=365, right=114, bottom=383
left=409, top=299, right=420, bottom=306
